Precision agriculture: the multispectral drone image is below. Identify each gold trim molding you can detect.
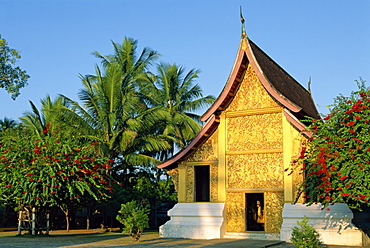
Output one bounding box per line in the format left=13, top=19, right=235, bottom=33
left=226, top=148, right=283, bottom=155
left=186, top=161, right=218, bottom=166
left=226, top=188, right=284, bottom=192
left=226, top=107, right=281, bottom=118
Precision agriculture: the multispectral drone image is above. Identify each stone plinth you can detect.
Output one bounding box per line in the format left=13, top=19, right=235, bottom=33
left=159, top=203, right=225, bottom=239
left=280, top=203, right=368, bottom=246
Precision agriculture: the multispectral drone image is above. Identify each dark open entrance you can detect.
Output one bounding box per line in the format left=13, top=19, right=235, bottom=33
left=195, top=165, right=210, bottom=202
left=245, top=193, right=264, bottom=231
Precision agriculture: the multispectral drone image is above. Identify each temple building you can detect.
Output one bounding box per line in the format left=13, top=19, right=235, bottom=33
left=157, top=19, right=366, bottom=246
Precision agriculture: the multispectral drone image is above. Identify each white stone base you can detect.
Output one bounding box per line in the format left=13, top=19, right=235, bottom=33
left=159, top=203, right=225, bottom=239
left=280, top=203, right=368, bottom=246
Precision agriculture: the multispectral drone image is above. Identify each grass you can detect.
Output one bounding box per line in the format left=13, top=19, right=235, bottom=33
left=0, top=229, right=164, bottom=247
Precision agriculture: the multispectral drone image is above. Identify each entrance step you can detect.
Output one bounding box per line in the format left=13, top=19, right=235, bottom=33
left=224, top=232, right=280, bottom=240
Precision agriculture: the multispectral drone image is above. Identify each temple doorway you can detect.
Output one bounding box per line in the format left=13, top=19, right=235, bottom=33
left=194, top=165, right=210, bottom=202
left=245, top=193, right=264, bottom=231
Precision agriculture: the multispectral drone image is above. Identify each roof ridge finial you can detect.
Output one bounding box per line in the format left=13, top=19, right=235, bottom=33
left=240, top=6, right=247, bottom=39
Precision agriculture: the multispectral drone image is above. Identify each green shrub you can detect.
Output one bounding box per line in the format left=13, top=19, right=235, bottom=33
left=116, top=200, right=149, bottom=241
left=290, top=216, right=322, bottom=248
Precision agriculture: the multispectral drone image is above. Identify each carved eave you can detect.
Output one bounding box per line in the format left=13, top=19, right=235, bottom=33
left=157, top=115, right=220, bottom=169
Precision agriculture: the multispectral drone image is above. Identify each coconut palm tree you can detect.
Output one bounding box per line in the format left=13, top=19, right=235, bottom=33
left=0, top=117, right=17, bottom=132
left=139, top=62, right=215, bottom=160
left=20, top=95, right=69, bottom=138
left=61, top=38, right=171, bottom=176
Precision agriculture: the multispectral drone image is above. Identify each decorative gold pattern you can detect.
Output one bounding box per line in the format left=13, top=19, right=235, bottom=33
left=226, top=192, right=245, bottom=232
left=210, top=164, right=218, bottom=202
left=265, top=191, right=284, bottom=233
left=227, top=64, right=278, bottom=112
left=167, top=168, right=179, bottom=192
left=227, top=153, right=284, bottom=189
left=227, top=113, right=283, bottom=151
left=186, top=166, right=194, bottom=202
left=185, top=134, right=218, bottom=162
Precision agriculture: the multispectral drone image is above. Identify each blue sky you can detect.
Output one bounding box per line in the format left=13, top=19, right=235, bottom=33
left=1, top=0, right=369, bottom=120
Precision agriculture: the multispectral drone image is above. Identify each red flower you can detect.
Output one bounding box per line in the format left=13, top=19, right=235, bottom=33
left=342, top=193, right=350, bottom=197
left=91, top=142, right=99, bottom=145
left=42, top=130, right=48, bottom=133
left=23, top=191, right=27, bottom=194
left=108, top=159, right=114, bottom=163
left=326, top=208, right=331, bottom=211
left=355, top=116, right=361, bottom=120
left=339, top=175, right=348, bottom=180
left=56, top=140, right=60, bottom=143
left=348, top=121, right=355, bottom=126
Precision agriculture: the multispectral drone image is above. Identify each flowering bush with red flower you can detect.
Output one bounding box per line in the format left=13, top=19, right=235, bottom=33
left=0, top=126, right=116, bottom=225
left=294, top=80, right=370, bottom=209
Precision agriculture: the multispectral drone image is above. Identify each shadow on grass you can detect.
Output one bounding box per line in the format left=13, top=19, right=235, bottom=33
left=0, top=230, right=291, bottom=247
left=0, top=229, right=141, bottom=247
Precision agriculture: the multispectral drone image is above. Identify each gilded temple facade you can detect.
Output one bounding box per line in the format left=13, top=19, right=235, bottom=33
left=164, top=62, right=311, bottom=236
left=156, top=24, right=356, bottom=241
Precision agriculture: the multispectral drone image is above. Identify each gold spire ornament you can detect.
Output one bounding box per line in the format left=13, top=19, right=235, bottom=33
left=240, top=6, right=247, bottom=39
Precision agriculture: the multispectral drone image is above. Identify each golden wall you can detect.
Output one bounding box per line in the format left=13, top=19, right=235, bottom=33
left=227, top=64, right=279, bottom=111
left=227, top=113, right=282, bottom=151
left=224, top=64, right=285, bottom=233
left=227, top=153, right=284, bottom=189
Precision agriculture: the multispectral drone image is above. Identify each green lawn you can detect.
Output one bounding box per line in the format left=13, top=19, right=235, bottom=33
left=0, top=229, right=165, bottom=247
